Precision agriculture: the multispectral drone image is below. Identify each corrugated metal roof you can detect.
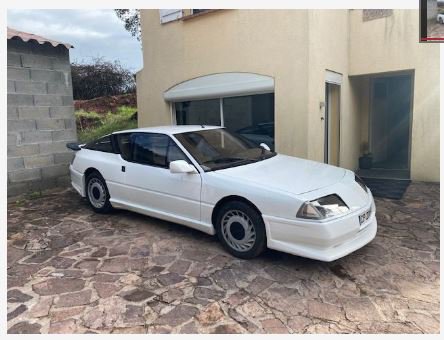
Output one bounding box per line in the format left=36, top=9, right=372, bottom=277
left=7, top=27, right=73, bottom=49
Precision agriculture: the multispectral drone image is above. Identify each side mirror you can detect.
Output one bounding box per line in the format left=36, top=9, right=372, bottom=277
left=260, top=143, right=271, bottom=151
left=169, top=160, right=197, bottom=174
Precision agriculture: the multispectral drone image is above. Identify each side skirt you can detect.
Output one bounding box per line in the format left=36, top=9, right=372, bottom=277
left=110, top=198, right=216, bottom=235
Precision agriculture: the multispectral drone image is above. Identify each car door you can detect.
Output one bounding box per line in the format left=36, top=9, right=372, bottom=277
left=116, top=132, right=202, bottom=222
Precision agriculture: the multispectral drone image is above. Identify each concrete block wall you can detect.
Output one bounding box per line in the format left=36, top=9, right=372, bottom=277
left=7, top=39, right=77, bottom=197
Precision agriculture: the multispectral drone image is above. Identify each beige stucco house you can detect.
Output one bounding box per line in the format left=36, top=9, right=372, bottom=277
left=136, top=9, right=440, bottom=182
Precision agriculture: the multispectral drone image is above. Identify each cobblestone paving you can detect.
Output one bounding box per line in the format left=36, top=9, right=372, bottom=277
left=7, top=182, right=439, bottom=333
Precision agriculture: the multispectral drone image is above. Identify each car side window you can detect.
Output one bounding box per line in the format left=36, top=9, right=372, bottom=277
left=130, top=133, right=169, bottom=167
left=116, top=133, right=132, bottom=161
left=84, top=135, right=114, bottom=153
left=167, top=139, right=190, bottom=165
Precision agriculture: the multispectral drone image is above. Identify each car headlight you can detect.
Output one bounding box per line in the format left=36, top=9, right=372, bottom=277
left=297, top=194, right=349, bottom=220
left=354, top=174, right=368, bottom=193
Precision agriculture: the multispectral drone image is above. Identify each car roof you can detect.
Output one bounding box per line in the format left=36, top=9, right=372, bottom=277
left=115, top=125, right=223, bottom=135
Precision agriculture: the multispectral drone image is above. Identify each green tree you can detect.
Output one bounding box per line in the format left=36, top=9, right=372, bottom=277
left=115, top=9, right=141, bottom=41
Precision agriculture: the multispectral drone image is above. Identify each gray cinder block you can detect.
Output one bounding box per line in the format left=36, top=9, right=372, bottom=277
left=8, top=93, right=34, bottom=106
left=62, top=95, right=74, bottom=106
left=64, top=118, right=77, bottom=130
left=41, top=164, right=69, bottom=179
left=7, top=40, right=75, bottom=197
left=21, top=130, right=52, bottom=144
left=9, top=168, right=41, bottom=182
left=8, top=106, right=18, bottom=120
left=49, top=106, right=74, bottom=118
left=8, top=80, right=15, bottom=92
left=8, top=133, right=19, bottom=146
left=18, top=107, right=50, bottom=119
left=8, top=67, right=30, bottom=80
left=8, top=157, right=24, bottom=171
left=30, top=69, right=63, bottom=82
left=15, top=80, right=47, bottom=95
left=8, top=144, right=40, bottom=157
left=7, top=53, right=22, bottom=67
left=34, top=94, right=64, bottom=106
left=8, top=182, right=30, bottom=197
left=8, top=119, right=36, bottom=132
left=21, top=54, right=54, bottom=69
left=52, top=129, right=77, bottom=142
left=54, top=152, right=74, bottom=164
left=39, top=141, right=71, bottom=154
left=24, top=154, right=54, bottom=169
left=36, top=119, right=65, bottom=131
left=47, top=83, right=70, bottom=95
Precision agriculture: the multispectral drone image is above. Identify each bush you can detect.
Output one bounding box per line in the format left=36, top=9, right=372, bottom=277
left=76, top=106, right=138, bottom=143
left=71, top=58, right=136, bottom=100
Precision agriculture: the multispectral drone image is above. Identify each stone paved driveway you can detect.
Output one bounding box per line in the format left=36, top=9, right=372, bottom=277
left=7, top=182, right=439, bottom=334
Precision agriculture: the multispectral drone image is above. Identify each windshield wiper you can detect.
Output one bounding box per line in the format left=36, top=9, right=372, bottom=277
left=203, top=157, right=245, bottom=164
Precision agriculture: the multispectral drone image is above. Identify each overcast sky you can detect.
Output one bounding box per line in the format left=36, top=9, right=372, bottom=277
left=7, top=9, right=143, bottom=72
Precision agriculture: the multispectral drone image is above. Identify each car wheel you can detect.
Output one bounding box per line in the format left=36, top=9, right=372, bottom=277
left=215, top=201, right=266, bottom=259
left=85, top=171, right=113, bottom=213
left=440, top=18, right=444, bottom=24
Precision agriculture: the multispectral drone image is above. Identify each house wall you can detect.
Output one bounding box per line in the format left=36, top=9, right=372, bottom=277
left=137, top=9, right=311, bottom=158
left=305, top=10, right=362, bottom=171
left=7, top=39, right=77, bottom=196
left=137, top=9, right=440, bottom=182
left=349, top=9, right=440, bottom=181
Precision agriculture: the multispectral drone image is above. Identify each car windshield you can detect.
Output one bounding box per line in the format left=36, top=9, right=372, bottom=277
left=174, top=128, right=276, bottom=171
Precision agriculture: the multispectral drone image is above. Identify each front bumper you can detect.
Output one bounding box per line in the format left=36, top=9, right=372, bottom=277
left=263, top=192, right=377, bottom=262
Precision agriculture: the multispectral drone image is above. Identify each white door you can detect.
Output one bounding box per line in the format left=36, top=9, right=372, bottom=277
left=117, top=132, right=202, bottom=221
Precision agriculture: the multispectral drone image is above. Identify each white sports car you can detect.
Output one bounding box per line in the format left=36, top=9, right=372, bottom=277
left=68, top=126, right=377, bottom=261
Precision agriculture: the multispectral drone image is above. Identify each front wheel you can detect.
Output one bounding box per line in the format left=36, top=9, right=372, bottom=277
left=215, top=201, right=266, bottom=259
left=440, top=18, right=444, bottom=24
left=85, top=171, right=113, bottom=213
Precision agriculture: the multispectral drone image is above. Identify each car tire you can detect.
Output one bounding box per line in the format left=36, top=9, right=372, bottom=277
left=85, top=171, right=113, bottom=213
left=215, top=200, right=266, bottom=259
left=440, top=18, right=444, bottom=24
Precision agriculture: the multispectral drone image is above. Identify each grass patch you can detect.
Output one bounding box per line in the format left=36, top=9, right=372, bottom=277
left=76, top=106, right=137, bottom=143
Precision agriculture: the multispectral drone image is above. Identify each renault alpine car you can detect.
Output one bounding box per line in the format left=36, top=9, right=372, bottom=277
left=68, top=125, right=377, bottom=261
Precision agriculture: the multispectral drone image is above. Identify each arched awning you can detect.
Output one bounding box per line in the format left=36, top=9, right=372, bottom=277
left=164, top=72, right=274, bottom=102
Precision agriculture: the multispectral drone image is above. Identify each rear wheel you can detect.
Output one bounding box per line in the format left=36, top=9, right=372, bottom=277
left=440, top=17, right=444, bottom=24
left=86, top=171, right=113, bottom=213
left=215, top=201, right=266, bottom=259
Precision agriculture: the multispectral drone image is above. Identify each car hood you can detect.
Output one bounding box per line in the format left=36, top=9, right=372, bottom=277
left=212, top=154, right=346, bottom=195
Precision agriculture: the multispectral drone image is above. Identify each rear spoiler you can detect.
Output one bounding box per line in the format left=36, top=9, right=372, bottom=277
left=66, top=142, right=84, bottom=151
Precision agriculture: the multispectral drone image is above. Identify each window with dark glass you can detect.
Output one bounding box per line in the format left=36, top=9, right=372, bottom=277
left=116, top=133, right=132, bottom=160
left=223, top=93, right=275, bottom=150
left=84, top=135, right=114, bottom=153
left=174, top=93, right=275, bottom=151
left=166, top=140, right=190, bottom=164
left=175, top=99, right=221, bottom=126
left=130, top=133, right=169, bottom=167
left=127, top=133, right=190, bottom=168
left=191, top=9, right=210, bottom=14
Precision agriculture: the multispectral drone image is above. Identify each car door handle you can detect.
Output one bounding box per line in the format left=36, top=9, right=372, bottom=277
left=121, top=166, right=126, bottom=172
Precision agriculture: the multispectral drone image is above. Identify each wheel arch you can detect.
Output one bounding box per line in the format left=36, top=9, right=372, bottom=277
left=211, top=195, right=264, bottom=228
left=84, top=167, right=102, bottom=189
